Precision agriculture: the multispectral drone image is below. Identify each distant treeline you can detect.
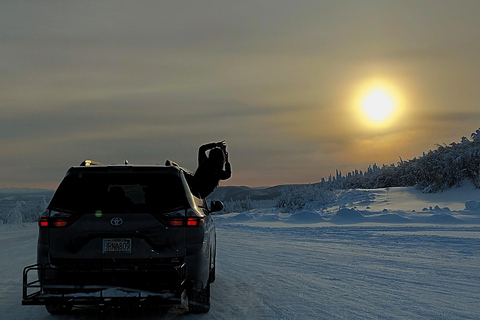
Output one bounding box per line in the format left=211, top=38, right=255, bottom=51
left=320, top=128, right=480, bottom=193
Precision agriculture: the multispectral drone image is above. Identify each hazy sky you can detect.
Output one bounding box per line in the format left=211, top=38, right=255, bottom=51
left=2, top=0, right=480, bottom=189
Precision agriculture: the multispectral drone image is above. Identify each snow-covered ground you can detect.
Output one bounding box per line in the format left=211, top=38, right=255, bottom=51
left=1, top=185, right=479, bottom=319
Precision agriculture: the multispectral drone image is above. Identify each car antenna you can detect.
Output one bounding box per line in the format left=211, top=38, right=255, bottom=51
left=124, top=159, right=129, bottom=165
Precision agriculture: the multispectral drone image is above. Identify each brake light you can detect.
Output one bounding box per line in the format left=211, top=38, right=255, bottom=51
left=156, top=217, right=205, bottom=227
left=38, top=211, right=79, bottom=228
left=167, top=218, right=184, bottom=227
left=52, top=220, right=70, bottom=227
left=187, top=217, right=205, bottom=227
left=153, top=210, right=205, bottom=227
left=39, top=217, right=49, bottom=227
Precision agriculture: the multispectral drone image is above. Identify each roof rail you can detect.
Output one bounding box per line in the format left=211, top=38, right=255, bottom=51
left=80, top=160, right=104, bottom=166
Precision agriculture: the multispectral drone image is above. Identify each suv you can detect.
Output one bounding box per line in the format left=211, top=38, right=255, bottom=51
left=23, top=161, right=221, bottom=314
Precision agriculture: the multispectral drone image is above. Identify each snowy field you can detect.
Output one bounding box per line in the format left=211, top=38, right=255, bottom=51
left=1, top=185, right=480, bottom=319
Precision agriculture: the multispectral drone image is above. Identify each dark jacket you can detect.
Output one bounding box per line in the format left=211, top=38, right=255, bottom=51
left=193, top=143, right=231, bottom=198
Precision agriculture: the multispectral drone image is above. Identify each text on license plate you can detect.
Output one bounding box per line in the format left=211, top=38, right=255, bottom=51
left=103, top=238, right=132, bottom=253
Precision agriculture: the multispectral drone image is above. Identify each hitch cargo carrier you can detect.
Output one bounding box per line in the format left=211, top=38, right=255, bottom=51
left=22, top=263, right=187, bottom=307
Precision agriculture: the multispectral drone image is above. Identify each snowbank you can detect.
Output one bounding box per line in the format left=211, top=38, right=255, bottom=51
left=330, top=208, right=365, bottom=223
left=216, top=184, right=480, bottom=226
left=465, top=200, right=480, bottom=211
left=285, top=210, right=324, bottom=223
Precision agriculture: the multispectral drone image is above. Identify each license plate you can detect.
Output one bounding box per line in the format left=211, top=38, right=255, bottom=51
left=103, top=238, right=132, bottom=254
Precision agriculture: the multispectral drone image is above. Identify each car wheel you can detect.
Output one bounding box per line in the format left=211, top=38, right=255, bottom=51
left=45, top=304, right=73, bottom=315
left=188, top=283, right=210, bottom=313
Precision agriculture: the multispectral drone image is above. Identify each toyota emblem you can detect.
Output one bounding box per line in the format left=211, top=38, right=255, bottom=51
left=110, top=217, right=123, bottom=227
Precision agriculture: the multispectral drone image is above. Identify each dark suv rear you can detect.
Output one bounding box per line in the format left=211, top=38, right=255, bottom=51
left=30, top=162, right=220, bottom=314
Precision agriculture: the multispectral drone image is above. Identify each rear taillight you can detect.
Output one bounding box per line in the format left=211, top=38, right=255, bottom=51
left=39, top=217, right=49, bottom=227
left=165, top=218, right=184, bottom=227
left=186, top=216, right=205, bottom=227
left=153, top=209, right=205, bottom=227
left=38, top=210, right=79, bottom=228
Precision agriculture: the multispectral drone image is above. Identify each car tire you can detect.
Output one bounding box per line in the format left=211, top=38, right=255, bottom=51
left=209, top=248, right=216, bottom=283
left=188, top=283, right=210, bottom=313
left=209, top=265, right=216, bottom=283
left=45, top=304, right=73, bottom=315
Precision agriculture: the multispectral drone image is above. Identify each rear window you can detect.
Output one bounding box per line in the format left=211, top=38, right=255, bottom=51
left=49, top=172, right=189, bottom=214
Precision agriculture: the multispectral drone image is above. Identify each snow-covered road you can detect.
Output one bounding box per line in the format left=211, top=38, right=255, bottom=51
left=1, top=223, right=479, bottom=319
left=213, top=224, right=480, bottom=320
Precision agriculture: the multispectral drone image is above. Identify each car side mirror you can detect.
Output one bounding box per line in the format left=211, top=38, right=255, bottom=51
left=210, top=200, right=224, bottom=213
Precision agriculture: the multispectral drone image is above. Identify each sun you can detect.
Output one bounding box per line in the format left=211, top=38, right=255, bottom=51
left=363, top=90, right=393, bottom=121
left=351, top=78, right=403, bottom=129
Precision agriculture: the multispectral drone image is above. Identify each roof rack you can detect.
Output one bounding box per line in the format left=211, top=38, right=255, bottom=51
left=80, top=160, right=104, bottom=166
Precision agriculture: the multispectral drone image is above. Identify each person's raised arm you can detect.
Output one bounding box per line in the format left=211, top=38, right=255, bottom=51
left=198, top=142, right=218, bottom=165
